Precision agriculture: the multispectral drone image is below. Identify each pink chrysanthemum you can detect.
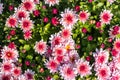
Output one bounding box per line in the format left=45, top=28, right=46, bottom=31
left=34, top=40, right=47, bottom=54
left=113, top=39, right=120, bottom=51
left=100, top=10, right=113, bottom=24
left=79, top=10, right=90, bottom=23
left=21, top=0, right=35, bottom=12
left=20, top=18, right=33, bottom=32
left=60, top=64, right=76, bottom=80
left=50, top=34, right=63, bottom=47
left=53, top=46, right=65, bottom=56
left=45, top=59, right=58, bottom=73
left=6, top=16, right=17, bottom=28
left=76, top=59, right=91, bottom=77
left=96, top=65, right=111, bottom=80
left=0, top=74, right=12, bottom=80
left=64, top=40, right=75, bottom=51
left=111, top=71, right=120, bottom=80
left=23, top=30, right=32, bottom=40
left=1, top=61, right=14, bottom=74
left=33, top=0, right=40, bottom=4
left=44, top=0, right=59, bottom=7
left=60, top=9, right=78, bottom=28
left=1, top=46, right=18, bottom=61
left=93, top=48, right=109, bottom=66
left=61, top=28, right=72, bottom=39
left=12, top=67, right=21, bottom=77
left=54, top=55, right=64, bottom=64
left=24, top=69, right=35, bottom=80
left=15, top=8, right=29, bottom=20
left=109, top=26, right=120, bottom=39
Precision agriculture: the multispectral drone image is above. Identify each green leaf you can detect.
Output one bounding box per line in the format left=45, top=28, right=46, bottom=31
left=19, top=39, right=26, bottom=44
left=24, top=44, right=31, bottom=51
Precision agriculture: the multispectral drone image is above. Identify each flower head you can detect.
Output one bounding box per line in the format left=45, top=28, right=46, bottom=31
left=44, top=0, right=59, bottom=7
left=100, top=10, right=113, bottom=24
left=6, top=16, right=17, bottom=28
left=60, top=9, right=78, bottom=29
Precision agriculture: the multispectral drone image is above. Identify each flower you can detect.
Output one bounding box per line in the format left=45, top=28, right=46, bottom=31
left=96, top=65, right=111, bottom=80
left=1, top=61, right=14, bottom=74
left=93, top=48, right=109, bottom=67
left=21, top=0, right=35, bottom=12
left=15, top=8, right=29, bottom=20
left=6, top=16, right=17, bottom=28
left=60, top=9, right=78, bottom=29
left=60, top=64, right=76, bottom=80
left=52, top=8, right=58, bottom=14
left=8, top=5, right=14, bottom=11
left=34, top=40, right=47, bottom=54
left=100, top=10, right=113, bottom=24
left=24, top=69, right=35, bottom=80
left=0, top=3, right=3, bottom=14
left=8, top=42, right=16, bottom=49
left=53, top=46, right=65, bottom=56
left=20, top=18, right=33, bottom=32
left=51, top=17, right=59, bottom=26
left=45, top=59, right=58, bottom=73
left=43, top=17, right=49, bottom=23
left=33, top=10, right=40, bottom=17
left=113, top=39, right=120, bottom=51
left=1, top=46, right=18, bottom=61
left=61, top=28, right=71, bottom=39
left=44, top=0, right=59, bottom=7
left=12, top=67, right=21, bottom=77
left=10, top=29, right=16, bottom=36
left=23, top=30, right=32, bottom=40
left=76, top=59, right=91, bottom=77
left=79, top=10, right=90, bottom=23
left=0, top=74, right=12, bottom=80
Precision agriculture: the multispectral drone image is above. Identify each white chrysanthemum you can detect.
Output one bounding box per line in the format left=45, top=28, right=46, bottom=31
left=44, top=0, right=59, bottom=7
left=100, top=9, right=113, bottom=24
left=60, top=8, right=78, bottom=29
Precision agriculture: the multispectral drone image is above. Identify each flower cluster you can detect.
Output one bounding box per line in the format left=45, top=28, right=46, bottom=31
left=0, top=45, right=35, bottom=80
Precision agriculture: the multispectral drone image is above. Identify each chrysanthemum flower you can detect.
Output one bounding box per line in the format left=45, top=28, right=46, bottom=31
left=93, top=48, right=109, bottom=66
left=0, top=74, right=12, bottom=80
left=15, top=8, right=29, bottom=20
left=23, top=30, right=32, bottom=40
left=76, top=59, right=91, bottom=78
left=113, top=39, right=120, bottom=51
left=100, top=10, right=113, bottom=24
left=64, top=40, right=75, bottom=51
left=53, top=46, right=65, bottom=56
left=111, top=71, right=120, bottom=80
left=44, top=0, right=59, bottom=7
left=12, top=67, right=21, bottom=77
left=34, top=40, right=47, bottom=54
left=60, top=64, right=76, bottom=80
left=54, top=55, right=64, bottom=64
left=24, top=69, right=35, bottom=80
left=61, top=28, right=72, bottom=39
left=1, top=61, right=14, bottom=74
left=18, top=75, right=26, bottom=80
left=20, top=18, right=33, bottom=32
left=50, top=34, right=63, bottom=47
left=79, top=10, right=90, bottom=23
left=45, top=59, right=58, bottom=73
left=0, top=3, right=4, bottom=14
left=96, top=65, right=111, bottom=80
left=6, top=16, right=17, bottom=28
left=60, top=9, right=78, bottom=28
left=21, top=0, right=35, bottom=12
left=1, top=46, right=18, bottom=61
